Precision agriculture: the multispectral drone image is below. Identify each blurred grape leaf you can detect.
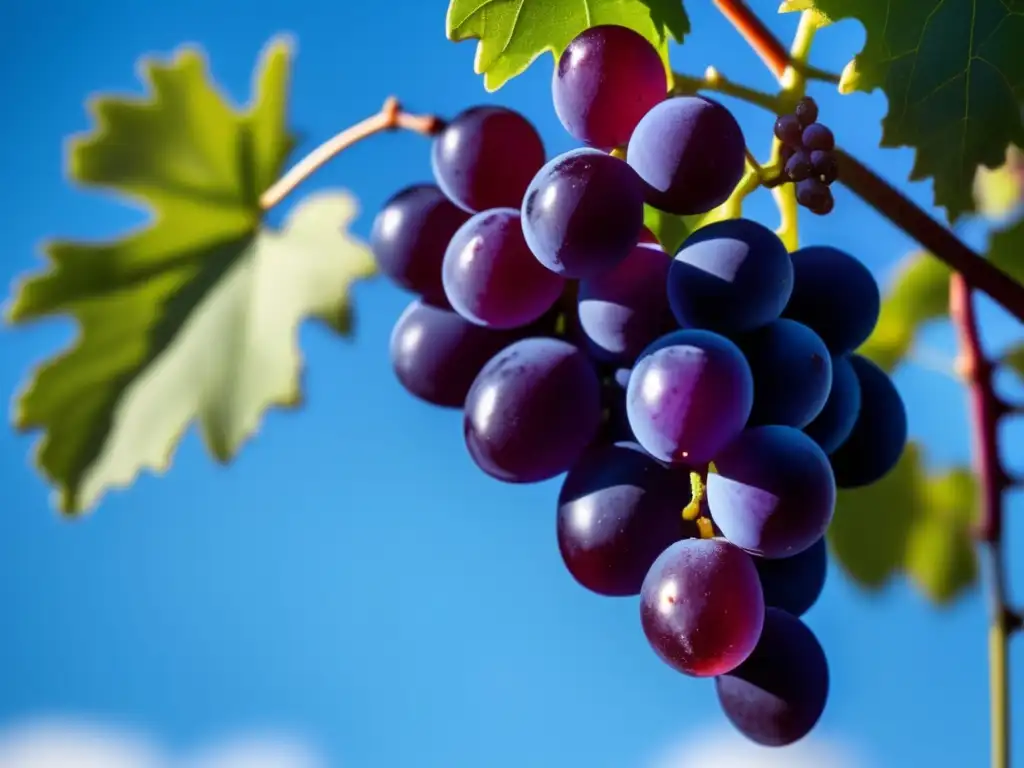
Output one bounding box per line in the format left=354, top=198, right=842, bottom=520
left=973, top=145, right=1024, bottom=220
left=643, top=203, right=732, bottom=255
left=829, top=442, right=978, bottom=604
left=446, top=0, right=689, bottom=91
left=6, top=37, right=376, bottom=514
left=1003, top=344, right=1024, bottom=384
left=987, top=215, right=1024, bottom=284
left=803, top=0, right=1024, bottom=220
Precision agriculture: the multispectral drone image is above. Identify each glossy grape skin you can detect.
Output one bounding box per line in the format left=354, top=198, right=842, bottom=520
left=627, top=330, right=754, bottom=465
left=773, top=114, right=803, bottom=147
left=784, top=151, right=812, bottom=182
left=522, top=149, right=645, bottom=279
left=716, top=608, right=830, bottom=747
left=811, top=149, right=838, bottom=184
left=707, top=426, right=836, bottom=559
left=796, top=178, right=834, bottom=215
left=442, top=208, right=565, bottom=329
left=737, top=319, right=832, bottom=428
left=627, top=96, right=746, bottom=215
left=802, top=122, right=835, bottom=151
left=432, top=106, right=546, bottom=212
left=464, top=337, right=602, bottom=483
left=370, top=185, right=470, bottom=302
left=668, top=218, right=793, bottom=335
left=389, top=299, right=521, bottom=408
left=803, top=354, right=861, bottom=454
left=754, top=537, right=827, bottom=617
left=784, top=246, right=881, bottom=354
left=794, top=97, right=819, bottom=126
left=829, top=355, right=908, bottom=488
left=552, top=25, right=667, bottom=149
left=557, top=442, right=697, bottom=596
left=640, top=538, right=765, bottom=677
left=578, top=242, right=675, bottom=364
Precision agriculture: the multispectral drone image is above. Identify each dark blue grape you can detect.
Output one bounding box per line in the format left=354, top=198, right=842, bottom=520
left=784, top=150, right=812, bottom=182
left=803, top=354, right=861, bottom=454
left=707, top=426, right=836, bottom=559
left=811, top=149, right=838, bottom=184
left=794, top=97, right=819, bottom=127
left=627, top=96, right=746, bottom=215
left=773, top=114, right=803, bottom=147
left=716, top=608, right=830, bottom=746
left=796, top=178, right=834, bottom=214
left=668, top=218, right=793, bottom=335
left=802, top=122, right=835, bottom=151
left=522, top=148, right=645, bottom=278
left=829, top=355, right=907, bottom=488
left=754, top=537, right=827, bottom=617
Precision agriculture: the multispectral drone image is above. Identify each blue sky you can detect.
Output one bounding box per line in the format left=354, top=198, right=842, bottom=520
left=1, top=1, right=1023, bottom=766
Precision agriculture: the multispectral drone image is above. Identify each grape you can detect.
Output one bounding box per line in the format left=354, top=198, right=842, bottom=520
left=794, top=97, right=819, bottom=127
left=754, top=537, right=827, bottom=617
left=803, top=354, right=861, bottom=454
left=811, top=149, right=838, bottom=184
left=773, top=114, right=803, bottom=147
left=783, top=246, right=881, bottom=355
left=784, top=150, right=812, bottom=182
left=442, top=208, right=565, bottom=329
left=737, top=319, right=832, bottom=428
left=829, top=355, right=907, bottom=488
left=627, top=330, right=754, bottom=465
left=371, top=185, right=470, bottom=302
left=796, top=178, right=834, bottom=215
left=640, top=538, right=765, bottom=677
left=431, top=106, right=546, bottom=212
left=521, top=148, right=645, bottom=279
left=716, top=608, right=829, bottom=747
left=464, top=337, right=602, bottom=483
left=577, top=242, right=676, bottom=364
left=668, top=218, right=793, bottom=335
left=707, top=426, right=836, bottom=559
left=557, top=442, right=697, bottom=596
left=801, top=123, right=835, bottom=152
left=552, top=25, right=667, bottom=149
left=627, top=96, right=746, bottom=215
left=390, top=299, right=521, bottom=407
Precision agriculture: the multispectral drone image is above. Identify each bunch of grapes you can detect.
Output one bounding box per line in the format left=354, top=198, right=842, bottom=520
left=774, top=97, right=839, bottom=215
left=371, top=24, right=907, bottom=748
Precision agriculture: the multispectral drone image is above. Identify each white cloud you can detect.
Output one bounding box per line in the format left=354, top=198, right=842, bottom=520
left=650, top=727, right=867, bottom=768
left=0, top=719, right=327, bottom=768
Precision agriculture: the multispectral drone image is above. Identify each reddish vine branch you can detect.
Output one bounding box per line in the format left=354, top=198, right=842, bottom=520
left=712, top=0, right=789, bottom=78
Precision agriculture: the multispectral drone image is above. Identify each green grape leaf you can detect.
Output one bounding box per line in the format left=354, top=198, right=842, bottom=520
left=829, top=442, right=977, bottom=604
left=446, top=0, right=689, bottom=92
left=5, top=38, right=376, bottom=515
left=804, top=0, right=1024, bottom=220
left=858, top=251, right=951, bottom=372
left=986, top=214, right=1024, bottom=284
left=1002, top=343, right=1024, bottom=384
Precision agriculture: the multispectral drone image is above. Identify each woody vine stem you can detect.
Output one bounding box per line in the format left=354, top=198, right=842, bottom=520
left=258, top=3, right=1024, bottom=764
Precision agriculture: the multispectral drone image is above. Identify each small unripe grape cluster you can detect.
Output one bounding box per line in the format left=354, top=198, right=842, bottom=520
left=773, top=97, right=837, bottom=216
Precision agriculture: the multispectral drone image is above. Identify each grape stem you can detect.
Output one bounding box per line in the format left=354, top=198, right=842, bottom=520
left=950, top=274, right=1020, bottom=768
left=259, top=97, right=445, bottom=210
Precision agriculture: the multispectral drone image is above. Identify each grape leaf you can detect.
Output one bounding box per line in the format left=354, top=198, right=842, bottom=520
left=829, top=442, right=977, bottom=604
left=1002, top=343, right=1024, bottom=383
left=986, top=214, right=1024, bottom=284
left=802, top=0, right=1024, bottom=220
left=446, top=0, right=689, bottom=92
left=973, top=144, right=1024, bottom=220
left=5, top=37, right=376, bottom=515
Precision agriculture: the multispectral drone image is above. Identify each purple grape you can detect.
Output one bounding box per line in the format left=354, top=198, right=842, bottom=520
left=464, top=337, right=601, bottom=483
left=707, top=426, right=836, bottom=559
left=737, top=319, right=832, bottom=428
left=794, top=97, right=819, bottom=127
left=801, top=122, right=835, bottom=151
left=389, top=299, right=520, bottom=408
left=783, top=246, right=881, bottom=354
left=716, top=608, right=829, bottom=746
left=754, top=537, right=827, bottom=617
left=442, top=208, right=565, bottom=329
left=431, top=106, right=546, bottom=212
left=668, top=218, right=793, bottom=335
left=829, top=355, right=907, bottom=488
left=626, top=330, right=754, bottom=465
left=521, top=149, right=645, bottom=279
left=577, top=242, right=676, bottom=364
left=784, top=150, right=812, bottom=182
left=811, top=149, right=838, bottom=184
left=371, top=185, right=470, bottom=302
left=640, top=538, right=765, bottom=677
left=557, top=441, right=698, bottom=596
left=552, top=25, right=667, bottom=149
left=796, top=178, right=834, bottom=215
left=773, top=114, right=803, bottom=147
left=803, top=354, right=861, bottom=454
left=627, top=96, right=746, bottom=215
